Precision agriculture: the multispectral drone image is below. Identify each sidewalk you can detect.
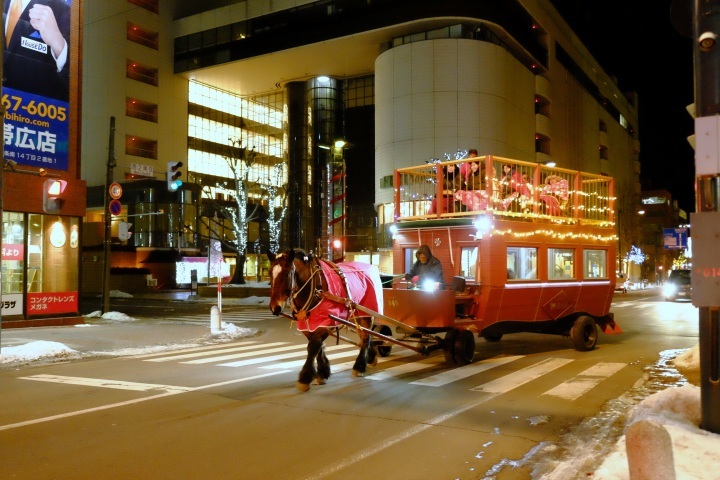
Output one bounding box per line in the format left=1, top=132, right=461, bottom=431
left=2, top=290, right=272, bottom=362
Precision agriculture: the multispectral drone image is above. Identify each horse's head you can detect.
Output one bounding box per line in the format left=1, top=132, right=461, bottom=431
left=268, top=250, right=294, bottom=316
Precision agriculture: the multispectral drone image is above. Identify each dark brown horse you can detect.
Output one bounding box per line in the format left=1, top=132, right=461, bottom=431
left=268, top=249, right=383, bottom=392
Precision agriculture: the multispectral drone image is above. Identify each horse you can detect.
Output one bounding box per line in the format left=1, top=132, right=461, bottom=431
left=268, top=248, right=384, bottom=392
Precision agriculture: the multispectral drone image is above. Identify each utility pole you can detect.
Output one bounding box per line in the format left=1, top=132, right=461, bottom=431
left=102, top=117, right=116, bottom=314
left=691, top=0, right=720, bottom=433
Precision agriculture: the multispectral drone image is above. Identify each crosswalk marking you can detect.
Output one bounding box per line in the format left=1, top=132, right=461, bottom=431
left=218, top=344, right=355, bottom=368
left=20, top=374, right=193, bottom=393
left=541, top=362, right=627, bottom=400
left=169, top=310, right=275, bottom=323
left=367, top=356, right=444, bottom=380
left=144, top=341, right=280, bottom=363
left=471, top=357, right=574, bottom=394
left=411, top=355, right=524, bottom=387
left=181, top=343, right=301, bottom=364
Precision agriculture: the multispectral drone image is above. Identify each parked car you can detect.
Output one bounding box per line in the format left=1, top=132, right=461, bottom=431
left=663, top=269, right=692, bottom=301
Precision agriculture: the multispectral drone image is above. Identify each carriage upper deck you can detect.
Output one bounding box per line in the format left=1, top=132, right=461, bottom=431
left=392, top=154, right=615, bottom=228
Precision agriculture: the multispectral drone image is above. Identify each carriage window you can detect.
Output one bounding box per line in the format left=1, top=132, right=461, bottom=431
left=506, top=247, right=537, bottom=280
left=460, top=246, right=478, bottom=280
left=584, top=249, right=608, bottom=279
left=549, top=248, right=574, bottom=280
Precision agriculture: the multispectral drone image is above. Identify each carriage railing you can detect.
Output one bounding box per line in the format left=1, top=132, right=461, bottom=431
left=393, top=155, right=615, bottom=226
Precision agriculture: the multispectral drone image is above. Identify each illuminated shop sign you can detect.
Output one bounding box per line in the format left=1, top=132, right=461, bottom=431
left=3, top=0, right=72, bottom=171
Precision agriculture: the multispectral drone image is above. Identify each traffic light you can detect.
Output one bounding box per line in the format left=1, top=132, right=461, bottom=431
left=118, top=222, right=133, bottom=241
left=42, top=179, right=67, bottom=214
left=167, top=161, right=183, bottom=192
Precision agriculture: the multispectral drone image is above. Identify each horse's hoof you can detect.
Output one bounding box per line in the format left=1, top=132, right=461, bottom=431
left=296, top=382, right=310, bottom=392
left=352, top=370, right=365, bottom=378
left=312, top=377, right=327, bottom=385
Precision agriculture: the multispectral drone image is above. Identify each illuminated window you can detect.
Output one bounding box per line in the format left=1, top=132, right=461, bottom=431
left=584, top=249, right=608, bottom=279
left=460, top=246, right=478, bottom=280
left=548, top=248, right=574, bottom=280
left=506, top=247, right=537, bottom=280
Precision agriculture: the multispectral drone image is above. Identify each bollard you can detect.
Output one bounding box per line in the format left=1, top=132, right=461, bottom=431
left=210, top=305, right=222, bottom=332
left=626, top=419, right=676, bottom=480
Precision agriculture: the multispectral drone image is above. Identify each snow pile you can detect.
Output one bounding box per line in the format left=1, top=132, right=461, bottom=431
left=593, top=345, right=720, bottom=480
left=0, top=341, right=78, bottom=364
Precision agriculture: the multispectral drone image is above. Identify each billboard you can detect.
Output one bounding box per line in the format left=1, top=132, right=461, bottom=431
left=3, top=0, right=71, bottom=171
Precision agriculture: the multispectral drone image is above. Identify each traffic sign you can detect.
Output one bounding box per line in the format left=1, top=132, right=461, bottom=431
left=109, top=182, right=123, bottom=199
left=109, top=199, right=122, bottom=216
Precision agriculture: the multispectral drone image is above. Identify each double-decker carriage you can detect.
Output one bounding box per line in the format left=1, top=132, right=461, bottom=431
left=269, top=155, right=622, bottom=390
left=377, top=154, right=621, bottom=364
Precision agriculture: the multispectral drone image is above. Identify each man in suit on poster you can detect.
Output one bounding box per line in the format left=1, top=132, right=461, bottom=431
left=3, top=0, right=70, bottom=102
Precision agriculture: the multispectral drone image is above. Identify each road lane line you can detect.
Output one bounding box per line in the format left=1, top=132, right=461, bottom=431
left=366, top=356, right=444, bottom=380
left=129, top=340, right=260, bottom=359
left=3, top=371, right=290, bottom=432
left=410, top=355, right=524, bottom=387
left=471, top=358, right=574, bottom=393
left=541, top=362, right=627, bottom=400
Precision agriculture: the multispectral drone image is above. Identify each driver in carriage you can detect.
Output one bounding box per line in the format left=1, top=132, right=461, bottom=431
left=404, top=244, right=445, bottom=289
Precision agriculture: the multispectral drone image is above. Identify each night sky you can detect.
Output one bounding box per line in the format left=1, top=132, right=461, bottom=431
left=551, top=0, right=696, bottom=214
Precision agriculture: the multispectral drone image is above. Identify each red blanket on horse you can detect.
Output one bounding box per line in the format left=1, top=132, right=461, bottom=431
left=295, top=261, right=383, bottom=332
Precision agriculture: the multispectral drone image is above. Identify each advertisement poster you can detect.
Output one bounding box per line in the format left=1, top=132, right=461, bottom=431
left=3, top=0, right=71, bottom=171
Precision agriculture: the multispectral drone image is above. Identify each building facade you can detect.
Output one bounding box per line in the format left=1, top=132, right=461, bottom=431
left=1, top=0, right=86, bottom=327
left=81, top=0, right=640, bottom=282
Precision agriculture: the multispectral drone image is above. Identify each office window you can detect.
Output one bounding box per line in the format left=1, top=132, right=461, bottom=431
left=128, top=0, right=158, bottom=14
left=125, top=135, right=157, bottom=160
left=126, top=60, right=158, bottom=86
left=126, top=97, right=158, bottom=123
left=127, top=22, right=158, bottom=49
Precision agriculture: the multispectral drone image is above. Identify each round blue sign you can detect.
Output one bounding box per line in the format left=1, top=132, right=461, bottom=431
left=109, top=199, right=122, bottom=216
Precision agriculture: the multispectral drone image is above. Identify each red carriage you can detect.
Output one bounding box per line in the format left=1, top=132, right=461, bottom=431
left=269, top=155, right=621, bottom=391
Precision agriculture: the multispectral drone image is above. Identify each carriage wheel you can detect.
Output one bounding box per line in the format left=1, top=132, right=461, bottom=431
left=570, top=316, right=598, bottom=351
left=443, top=328, right=458, bottom=364
left=453, top=330, right=475, bottom=365
left=373, top=325, right=393, bottom=357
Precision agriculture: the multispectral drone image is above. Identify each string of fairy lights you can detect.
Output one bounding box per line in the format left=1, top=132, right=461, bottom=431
left=397, top=157, right=618, bottom=226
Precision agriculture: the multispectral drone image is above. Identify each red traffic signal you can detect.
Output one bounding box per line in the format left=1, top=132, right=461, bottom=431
left=43, top=179, right=67, bottom=214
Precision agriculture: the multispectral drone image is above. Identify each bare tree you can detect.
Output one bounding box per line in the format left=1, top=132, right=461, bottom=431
left=199, top=139, right=264, bottom=285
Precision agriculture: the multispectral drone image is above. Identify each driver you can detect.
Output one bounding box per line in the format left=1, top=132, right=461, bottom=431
left=404, top=244, right=444, bottom=287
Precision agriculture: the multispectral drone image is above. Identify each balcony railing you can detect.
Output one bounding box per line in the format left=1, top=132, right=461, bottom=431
left=393, top=155, right=615, bottom=227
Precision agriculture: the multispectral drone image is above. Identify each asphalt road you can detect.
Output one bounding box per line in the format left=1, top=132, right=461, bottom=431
left=0, top=288, right=699, bottom=479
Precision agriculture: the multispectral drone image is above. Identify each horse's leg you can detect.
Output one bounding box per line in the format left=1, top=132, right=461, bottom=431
left=314, top=338, right=331, bottom=385
left=297, top=329, right=329, bottom=392
left=352, top=317, right=376, bottom=377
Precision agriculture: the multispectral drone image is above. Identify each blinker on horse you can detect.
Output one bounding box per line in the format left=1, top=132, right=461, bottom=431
left=268, top=249, right=383, bottom=392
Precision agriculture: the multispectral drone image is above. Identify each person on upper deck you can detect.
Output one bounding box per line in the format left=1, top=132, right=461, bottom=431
left=405, top=244, right=444, bottom=287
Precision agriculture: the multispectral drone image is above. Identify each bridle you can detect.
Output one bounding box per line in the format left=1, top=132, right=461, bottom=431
left=277, top=252, right=324, bottom=316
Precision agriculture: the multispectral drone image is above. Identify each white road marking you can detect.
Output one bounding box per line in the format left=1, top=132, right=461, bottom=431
left=541, top=362, right=627, bottom=400
left=143, top=341, right=275, bottom=362
left=411, top=355, right=524, bottom=387
left=471, top=357, right=574, bottom=393
left=180, top=343, right=301, bottom=364
left=218, top=344, right=355, bottom=367
left=4, top=370, right=290, bottom=432
left=366, top=356, right=444, bottom=380
left=20, top=374, right=193, bottom=393
left=130, top=340, right=260, bottom=359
